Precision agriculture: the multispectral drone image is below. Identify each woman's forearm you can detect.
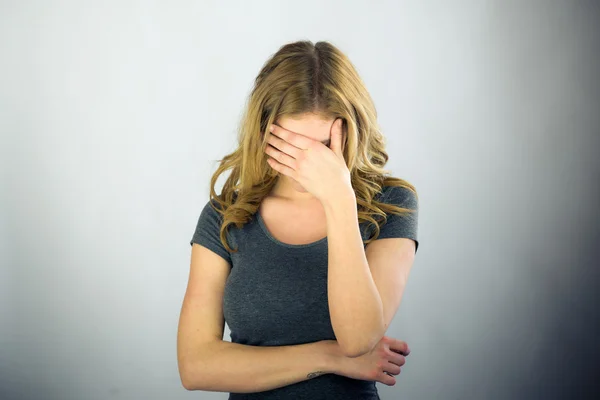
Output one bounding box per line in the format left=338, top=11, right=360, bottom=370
left=323, top=191, right=385, bottom=356
left=180, top=339, right=342, bottom=393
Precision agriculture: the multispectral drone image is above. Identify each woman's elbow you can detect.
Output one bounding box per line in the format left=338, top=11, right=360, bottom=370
left=179, top=371, right=195, bottom=391
left=338, top=339, right=374, bottom=358
left=178, top=361, right=203, bottom=391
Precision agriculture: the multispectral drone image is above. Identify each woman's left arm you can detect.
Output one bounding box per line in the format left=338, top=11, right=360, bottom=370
left=323, top=189, right=416, bottom=358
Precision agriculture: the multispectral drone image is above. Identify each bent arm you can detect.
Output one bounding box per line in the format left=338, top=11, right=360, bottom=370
left=179, top=339, right=340, bottom=393
left=323, top=191, right=385, bottom=357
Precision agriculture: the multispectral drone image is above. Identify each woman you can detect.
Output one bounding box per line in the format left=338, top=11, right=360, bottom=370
left=177, top=40, right=419, bottom=400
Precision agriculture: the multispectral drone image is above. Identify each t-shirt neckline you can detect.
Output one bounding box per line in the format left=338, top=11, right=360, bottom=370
left=255, top=208, right=328, bottom=249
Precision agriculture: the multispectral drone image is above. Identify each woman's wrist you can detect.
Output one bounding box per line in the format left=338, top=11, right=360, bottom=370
left=318, top=340, right=346, bottom=375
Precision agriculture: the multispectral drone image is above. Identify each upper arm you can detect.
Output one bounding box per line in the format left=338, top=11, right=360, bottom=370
left=365, top=238, right=415, bottom=332
left=178, top=199, right=233, bottom=386
left=365, top=184, right=419, bottom=333
left=177, top=243, right=230, bottom=384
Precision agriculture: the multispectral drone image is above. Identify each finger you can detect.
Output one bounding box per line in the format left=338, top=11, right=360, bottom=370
left=378, top=371, right=397, bottom=386
left=329, top=118, right=344, bottom=157
left=267, top=131, right=304, bottom=159
left=384, top=361, right=402, bottom=376
left=265, top=144, right=297, bottom=170
left=387, top=352, right=406, bottom=367
left=266, top=156, right=297, bottom=180
left=269, top=124, right=316, bottom=154
left=391, top=340, right=410, bottom=356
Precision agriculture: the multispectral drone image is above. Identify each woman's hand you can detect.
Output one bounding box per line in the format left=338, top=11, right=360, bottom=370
left=264, top=119, right=352, bottom=203
left=331, top=335, right=410, bottom=386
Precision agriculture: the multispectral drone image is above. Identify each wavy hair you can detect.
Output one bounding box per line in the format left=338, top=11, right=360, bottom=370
left=206, top=40, right=417, bottom=253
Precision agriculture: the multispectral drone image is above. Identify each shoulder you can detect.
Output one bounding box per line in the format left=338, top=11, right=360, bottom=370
left=380, top=184, right=418, bottom=210
left=200, top=197, right=225, bottom=224
left=200, top=191, right=241, bottom=224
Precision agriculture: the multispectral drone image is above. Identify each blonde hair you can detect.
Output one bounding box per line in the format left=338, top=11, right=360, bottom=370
left=206, top=40, right=417, bottom=253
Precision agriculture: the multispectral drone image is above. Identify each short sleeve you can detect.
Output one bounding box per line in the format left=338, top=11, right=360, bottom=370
left=376, top=185, right=419, bottom=253
left=190, top=199, right=232, bottom=265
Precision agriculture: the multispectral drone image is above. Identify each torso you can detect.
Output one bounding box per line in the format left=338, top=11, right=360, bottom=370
left=258, top=196, right=328, bottom=245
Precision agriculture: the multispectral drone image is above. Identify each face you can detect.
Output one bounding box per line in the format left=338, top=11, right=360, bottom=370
left=274, top=113, right=335, bottom=193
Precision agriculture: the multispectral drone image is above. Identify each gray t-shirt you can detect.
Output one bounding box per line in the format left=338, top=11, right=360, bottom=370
left=189, top=185, right=419, bottom=400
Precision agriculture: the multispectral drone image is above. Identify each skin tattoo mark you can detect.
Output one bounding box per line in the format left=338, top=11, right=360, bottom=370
left=307, top=371, right=327, bottom=379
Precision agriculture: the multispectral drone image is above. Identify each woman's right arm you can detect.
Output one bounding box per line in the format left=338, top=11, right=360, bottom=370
left=177, top=244, right=343, bottom=393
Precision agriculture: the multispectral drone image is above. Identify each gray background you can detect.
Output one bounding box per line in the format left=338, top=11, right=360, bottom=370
left=1, top=1, right=598, bottom=399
